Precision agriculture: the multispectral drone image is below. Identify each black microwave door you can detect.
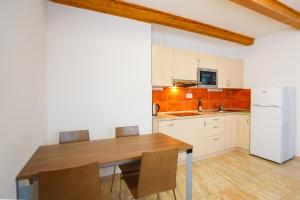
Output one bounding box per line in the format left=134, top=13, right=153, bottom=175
left=200, top=71, right=216, bottom=85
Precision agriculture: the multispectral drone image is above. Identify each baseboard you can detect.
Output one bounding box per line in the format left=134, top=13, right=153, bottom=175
left=178, top=148, right=238, bottom=165
left=294, top=155, right=300, bottom=161
left=235, top=147, right=250, bottom=154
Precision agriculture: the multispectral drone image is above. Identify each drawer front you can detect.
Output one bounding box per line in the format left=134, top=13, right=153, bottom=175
left=204, top=122, right=225, bottom=136
left=204, top=116, right=225, bottom=124
left=203, top=135, right=225, bottom=155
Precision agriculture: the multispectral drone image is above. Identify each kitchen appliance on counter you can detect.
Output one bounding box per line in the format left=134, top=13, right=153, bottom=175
left=152, top=103, right=160, bottom=116
left=250, top=87, right=295, bottom=163
left=197, top=68, right=217, bottom=88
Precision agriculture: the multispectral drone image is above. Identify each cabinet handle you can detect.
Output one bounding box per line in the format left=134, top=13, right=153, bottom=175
left=204, top=121, right=206, bottom=126
left=166, top=124, right=174, bottom=127
left=213, top=118, right=219, bottom=121
left=213, top=138, right=219, bottom=141
left=213, top=126, right=219, bottom=128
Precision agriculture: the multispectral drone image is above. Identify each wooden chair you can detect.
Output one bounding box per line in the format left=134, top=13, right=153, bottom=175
left=111, top=126, right=140, bottom=192
left=59, top=130, right=90, bottom=144
left=120, top=148, right=178, bottom=200
left=38, top=162, right=101, bottom=200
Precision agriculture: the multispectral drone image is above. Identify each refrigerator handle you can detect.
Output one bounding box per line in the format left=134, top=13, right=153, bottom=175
left=252, top=104, right=280, bottom=108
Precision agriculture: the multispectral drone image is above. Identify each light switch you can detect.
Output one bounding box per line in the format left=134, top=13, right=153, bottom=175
left=186, top=93, right=193, bottom=99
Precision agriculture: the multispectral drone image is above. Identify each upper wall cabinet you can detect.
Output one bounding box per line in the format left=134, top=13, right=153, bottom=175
left=151, top=44, right=244, bottom=88
left=152, top=45, right=174, bottom=87
left=198, top=53, right=218, bottom=69
left=217, top=57, right=244, bottom=89
left=173, top=48, right=198, bottom=80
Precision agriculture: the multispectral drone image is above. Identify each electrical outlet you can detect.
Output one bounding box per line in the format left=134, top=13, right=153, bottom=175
left=186, top=93, right=193, bottom=99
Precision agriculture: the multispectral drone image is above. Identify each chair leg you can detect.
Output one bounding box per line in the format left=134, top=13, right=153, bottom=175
left=157, top=193, right=160, bottom=200
left=110, top=165, right=117, bottom=192
left=173, top=189, right=177, bottom=200
left=119, top=175, right=122, bottom=200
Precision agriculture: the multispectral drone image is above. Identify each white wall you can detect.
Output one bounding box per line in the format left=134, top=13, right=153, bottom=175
left=0, top=0, right=46, bottom=198
left=47, top=2, right=152, bottom=145
left=238, top=28, right=300, bottom=156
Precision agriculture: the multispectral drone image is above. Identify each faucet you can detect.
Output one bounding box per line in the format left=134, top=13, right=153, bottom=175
left=218, top=104, right=224, bottom=112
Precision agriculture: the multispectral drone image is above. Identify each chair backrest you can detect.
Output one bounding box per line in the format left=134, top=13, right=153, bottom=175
left=115, top=126, right=139, bottom=138
left=137, top=148, right=178, bottom=198
left=38, top=162, right=100, bottom=200
left=59, top=130, right=90, bottom=144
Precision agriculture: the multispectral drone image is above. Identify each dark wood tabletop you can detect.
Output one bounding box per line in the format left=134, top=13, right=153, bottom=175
left=17, top=133, right=193, bottom=180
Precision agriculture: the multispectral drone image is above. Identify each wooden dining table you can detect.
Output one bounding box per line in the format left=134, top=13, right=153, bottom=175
left=16, top=133, right=193, bottom=200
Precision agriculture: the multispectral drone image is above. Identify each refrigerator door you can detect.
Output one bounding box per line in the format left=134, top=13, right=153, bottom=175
left=250, top=105, right=282, bottom=163
left=251, top=88, right=282, bottom=107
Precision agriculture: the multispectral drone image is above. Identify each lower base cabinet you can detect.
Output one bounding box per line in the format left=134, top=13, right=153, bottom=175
left=157, top=114, right=250, bottom=161
left=237, top=115, right=250, bottom=151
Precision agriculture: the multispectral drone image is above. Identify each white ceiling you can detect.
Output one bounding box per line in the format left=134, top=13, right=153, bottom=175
left=125, top=0, right=297, bottom=38
left=280, top=0, right=300, bottom=11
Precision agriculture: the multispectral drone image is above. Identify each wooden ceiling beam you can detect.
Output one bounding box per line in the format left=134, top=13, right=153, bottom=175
left=50, top=0, right=254, bottom=46
left=230, top=0, right=300, bottom=29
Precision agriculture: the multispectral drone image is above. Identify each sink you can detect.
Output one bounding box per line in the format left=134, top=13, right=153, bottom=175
left=168, top=112, right=201, bottom=117
left=219, top=109, right=245, bottom=112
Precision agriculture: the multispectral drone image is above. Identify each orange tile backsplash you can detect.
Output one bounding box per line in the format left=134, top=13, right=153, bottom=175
left=152, top=87, right=251, bottom=112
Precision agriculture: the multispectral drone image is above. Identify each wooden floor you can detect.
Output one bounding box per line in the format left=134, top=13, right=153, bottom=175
left=101, top=150, right=300, bottom=200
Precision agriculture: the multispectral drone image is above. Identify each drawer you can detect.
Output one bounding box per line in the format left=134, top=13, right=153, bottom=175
left=203, top=135, right=225, bottom=155
left=204, top=116, right=225, bottom=124
left=204, top=122, right=225, bottom=136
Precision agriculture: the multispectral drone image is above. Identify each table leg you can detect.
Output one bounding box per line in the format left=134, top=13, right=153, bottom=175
left=16, top=179, right=33, bottom=200
left=16, top=180, right=20, bottom=199
left=186, top=149, right=192, bottom=200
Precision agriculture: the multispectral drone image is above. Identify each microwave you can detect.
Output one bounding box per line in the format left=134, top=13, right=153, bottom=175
left=197, top=68, right=218, bottom=88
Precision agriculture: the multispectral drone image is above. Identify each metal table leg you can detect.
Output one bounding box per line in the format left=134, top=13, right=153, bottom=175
left=186, top=149, right=193, bottom=200
left=16, top=179, right=33, bottom=200
left=16, top=180, right=20, bottom=199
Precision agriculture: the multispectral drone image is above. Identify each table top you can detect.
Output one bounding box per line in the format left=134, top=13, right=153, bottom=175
left=17, top=133, right=193, bottom=180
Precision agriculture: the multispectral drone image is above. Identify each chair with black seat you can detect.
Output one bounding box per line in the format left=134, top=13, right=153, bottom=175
left=120, top=148, right=178, bottom=200
left=38, top=162, right=101, bottom=200
left=110, top=126, right=140, bottom=192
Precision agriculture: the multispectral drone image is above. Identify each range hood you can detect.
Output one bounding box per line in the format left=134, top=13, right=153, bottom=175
left=172, top=79, right=199, bottom=87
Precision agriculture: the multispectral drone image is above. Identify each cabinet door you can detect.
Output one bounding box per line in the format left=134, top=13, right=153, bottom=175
left=237, top=115, right=250, bottom=151
left=151, top=45, right=174, bottom=86
left=229, top=59, right=244, bottom=88
left=217, top=57, right=232, bottom=88
left=198, top=53, right=218, bottom=70
left=158, top=120, right=182, bottom=140
left=173, top=48, right=198, bottom=80
left=158, top=120, right=185, bottom=161
left=225, top=115, right=237, bottom=149
left=185, top=118, right=205, bottom=158
left=202, top=134, right=225, bottom=155
left=158, top=118, right=205, bottom=160
left=217, top=57, right=244, bottom=89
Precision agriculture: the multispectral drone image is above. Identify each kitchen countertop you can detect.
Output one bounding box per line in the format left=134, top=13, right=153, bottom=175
left=153, top=109, right=250, bottom=122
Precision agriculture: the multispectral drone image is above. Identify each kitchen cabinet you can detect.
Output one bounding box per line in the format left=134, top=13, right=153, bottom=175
left=202, top=116, right=225, bottom=155
left=198, top=53, right=218, bottom=70
left=158, top=118, right=205, bottom=160
left=151, top=45, right=244, bottom=88
left=237, top=115, right=250, bottom=151
left=225, top=115, right=237, bottom=149
left=158, top=120, right=185, bottom=161
left=173, top=48, right=198, bottom=80
left=217, top=57, right=244, bottom=88
left=156, top=113, right=250, bottom=160
left=151, top=44, right=174, bottom=86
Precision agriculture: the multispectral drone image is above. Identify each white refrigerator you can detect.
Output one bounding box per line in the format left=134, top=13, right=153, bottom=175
left=250, top=87, right=295, bottom=163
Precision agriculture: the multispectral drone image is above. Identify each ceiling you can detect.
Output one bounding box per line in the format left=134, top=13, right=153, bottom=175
left=125, top=0, right=299, bottom=38
left=280, top=0, right=300, bottom=11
